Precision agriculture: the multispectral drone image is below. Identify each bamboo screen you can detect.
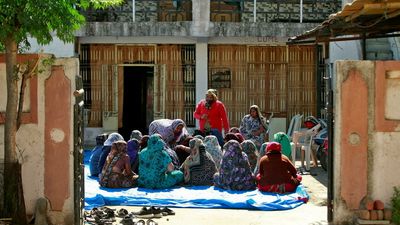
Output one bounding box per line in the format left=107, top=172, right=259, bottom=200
left=208, top=45, right=248, bottom=127
left=156, top=45, right=196, bottom=126
left=87, top=44, right=115, bottom=127
left=247, top=46, right=288, bottom=118
left=81, top=44, right=316, bottom=130
left=287, top=45, right=317, bottom=120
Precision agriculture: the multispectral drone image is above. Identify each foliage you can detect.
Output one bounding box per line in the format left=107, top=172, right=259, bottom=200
left=392, top=186, right=400, bottom=225
left=0, top=0, right=123, bottom=46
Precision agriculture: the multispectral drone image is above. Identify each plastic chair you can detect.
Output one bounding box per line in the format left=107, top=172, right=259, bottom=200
left=294, top=123, right=321, bottom=170
left=287, top=114, right=303, bottom=165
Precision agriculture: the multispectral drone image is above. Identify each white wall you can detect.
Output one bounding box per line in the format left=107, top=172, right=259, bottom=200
left=27, top=36, right=75, bottom=57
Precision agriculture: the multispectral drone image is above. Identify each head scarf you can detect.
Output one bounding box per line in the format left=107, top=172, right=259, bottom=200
left=130, top=130, right=143, bottom=141
left=249, top=105, right=262, bottom=117
left=273, top=132, right=292, bottom=159
left=229, top=127, right=240, bottom=133
left=112, top=140, right=128, bottom=153
left=266, top=141, right=282, bottom=154
left=204, top=135, right=223, bottom=170
left=214, top=140, right=256, bottom=191
left=224, top=132, right=241, bottom=143
left=149, top=119, right=188, bottom=147
left=139, top=135, right=149, bottom=150
left=194, top=135, right=205, bottom=140
left=96, top=134, right=108, bottom=146
left=104, top=133, right=124, bottom=146
left=241, top=140, right=259, bottom=172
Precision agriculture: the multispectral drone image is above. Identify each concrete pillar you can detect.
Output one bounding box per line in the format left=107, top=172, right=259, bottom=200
left=191, top=0, right=210, bottom=37
left=195, top=42, right=208, bottom=128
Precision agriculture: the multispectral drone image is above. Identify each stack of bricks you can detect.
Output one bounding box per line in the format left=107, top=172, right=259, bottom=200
left=356, top=200, right=392, bottom=224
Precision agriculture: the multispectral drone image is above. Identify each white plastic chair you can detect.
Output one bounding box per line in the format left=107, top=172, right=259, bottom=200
left=293, top=123, right=321, bottom=170
left=287, top=114, right=303, bottom=165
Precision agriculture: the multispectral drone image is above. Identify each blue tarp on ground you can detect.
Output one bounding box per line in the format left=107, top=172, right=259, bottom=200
left=84, top=150, right=309, bottom=210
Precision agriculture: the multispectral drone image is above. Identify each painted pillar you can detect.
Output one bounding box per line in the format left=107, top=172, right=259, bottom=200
left=340, top=69, right=368, bottom=210
left=45, top=66, right=71, bottom=211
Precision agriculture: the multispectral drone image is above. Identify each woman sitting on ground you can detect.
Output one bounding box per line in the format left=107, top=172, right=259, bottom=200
left=240, top=140, right=259, bottom=173
left=137, top=134, right=184, bottom=189
left=89, top=133, right=108, bottom=177
left=149, top=118, right=189, bottom=149
left=180, top=138, right=217, bottom=186
left=256, top=142, right=301, bottom=193
left=214, top=140, right=256, bottom=191
left=127, top=130, right=142, bottom=173
left=203, top=135, right=223, bottom=170
left=99, top=140, right=138, bottom=188
left=98, top=132, right=125, bottom=174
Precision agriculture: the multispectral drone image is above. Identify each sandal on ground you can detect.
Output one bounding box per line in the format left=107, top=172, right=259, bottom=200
left=147, top=219, right=158, bottom=225
left=160, top=207, right=175, bottom=216
left=120, top=215, right=135, bottom=225
left=136, top=219, right=146, bottom=225
left=117, top=208, right=129, bottom=217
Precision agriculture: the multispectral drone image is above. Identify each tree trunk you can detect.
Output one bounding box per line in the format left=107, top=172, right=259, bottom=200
left=3, top=36, right=27, bottom=225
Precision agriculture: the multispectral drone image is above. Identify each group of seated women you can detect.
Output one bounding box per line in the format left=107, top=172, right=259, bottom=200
left=89, top=115, right=302, bottom=194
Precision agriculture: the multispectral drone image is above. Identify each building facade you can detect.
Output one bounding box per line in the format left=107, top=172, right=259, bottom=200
left=76, top=0, right=341, bottom=142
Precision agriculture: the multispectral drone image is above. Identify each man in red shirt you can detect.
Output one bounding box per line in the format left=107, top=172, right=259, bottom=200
left=194, top=89, right=230, bottom=146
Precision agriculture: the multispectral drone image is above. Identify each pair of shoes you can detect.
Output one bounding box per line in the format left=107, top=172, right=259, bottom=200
left=160, top=207, right=175, bottom=216
left=136, top=219, right=158, bottom=225
left=120, top=215, right=135, bottom=225
left=133, top=206, right=162, bottom=218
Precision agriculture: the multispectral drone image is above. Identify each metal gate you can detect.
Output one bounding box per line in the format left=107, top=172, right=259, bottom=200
left=73, top=75, right=85, bottom=225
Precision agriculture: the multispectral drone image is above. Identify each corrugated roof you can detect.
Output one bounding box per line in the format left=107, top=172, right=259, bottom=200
left=288, top=0, right=400, bottom=43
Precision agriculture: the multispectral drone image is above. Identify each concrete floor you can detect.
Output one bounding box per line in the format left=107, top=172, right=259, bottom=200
left=85, top=162, right=329, bottom=225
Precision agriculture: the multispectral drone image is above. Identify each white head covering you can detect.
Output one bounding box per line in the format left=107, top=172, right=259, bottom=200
left=103, top=132, right=124, bottom=146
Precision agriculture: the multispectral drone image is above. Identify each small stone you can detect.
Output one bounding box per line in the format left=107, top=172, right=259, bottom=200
left=376, top=210, right=384, bottom=220
left=356, top=209, right=370, bottom=220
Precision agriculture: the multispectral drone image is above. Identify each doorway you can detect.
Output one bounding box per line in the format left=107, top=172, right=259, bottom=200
left=119, top=66, right=154, bottom=140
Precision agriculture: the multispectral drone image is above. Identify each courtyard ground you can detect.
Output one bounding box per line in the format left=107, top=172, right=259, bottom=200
left=85, top=162, right=328, bottom=225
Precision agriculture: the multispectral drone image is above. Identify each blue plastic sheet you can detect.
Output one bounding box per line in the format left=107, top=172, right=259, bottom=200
left=84, top=150, right=309, bottom=210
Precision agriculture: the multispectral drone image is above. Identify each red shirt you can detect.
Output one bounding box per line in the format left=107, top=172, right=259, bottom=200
left=194, top=100, right=230, bottom=133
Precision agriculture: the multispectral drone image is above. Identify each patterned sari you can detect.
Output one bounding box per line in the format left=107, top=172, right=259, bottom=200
left=181, top=138, right=217, bottom=186
left=204, top=135, right=223, bottom=170
left=214, top=140, right=256, bottom=191
left=241, top=140, right=259, bottom=173
left=99, top=141, right=138, bottom=188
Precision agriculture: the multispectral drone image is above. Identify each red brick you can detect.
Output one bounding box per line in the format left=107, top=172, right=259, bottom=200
left=370, top=210, right=379, bottom=220
left=374, top=200, right=385, bottom=210
left=364, top=200, right=375, bottom=210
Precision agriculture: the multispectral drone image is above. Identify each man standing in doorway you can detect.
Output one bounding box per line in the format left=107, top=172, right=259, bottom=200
left=194, top=89, right=230, bottom=146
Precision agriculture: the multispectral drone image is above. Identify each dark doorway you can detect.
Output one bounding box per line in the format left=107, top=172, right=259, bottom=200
left=119, top=66, right=154, bottom=140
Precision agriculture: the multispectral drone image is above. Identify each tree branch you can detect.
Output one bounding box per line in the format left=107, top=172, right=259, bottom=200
left=16, top=57, right=40, bottom=130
